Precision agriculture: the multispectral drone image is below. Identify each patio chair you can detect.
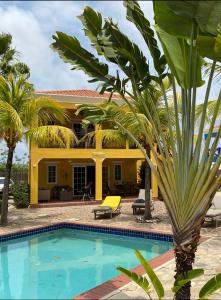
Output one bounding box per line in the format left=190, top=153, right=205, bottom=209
left=132, top=189, right=154, bottom=215
left=81, top=182, right=93, bottom=201
left=92, top=196, right=121, bottom=219
left=205, top=192, right=221, bottom=227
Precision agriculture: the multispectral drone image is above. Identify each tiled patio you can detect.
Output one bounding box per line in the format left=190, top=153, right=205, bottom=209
left=0, top=201, right=171, bottom=235
left=0, top=200, right=221, bottom=299
left=104, top=233, right=221, bottom=300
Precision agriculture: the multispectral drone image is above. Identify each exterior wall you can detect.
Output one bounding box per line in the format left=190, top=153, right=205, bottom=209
left=38, top=158, right=139, bottom=198
left=103, top=159, right=138, bottom=189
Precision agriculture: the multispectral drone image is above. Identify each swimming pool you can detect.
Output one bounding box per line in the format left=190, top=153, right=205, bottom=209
left=0, top=225, right=173, bottom=299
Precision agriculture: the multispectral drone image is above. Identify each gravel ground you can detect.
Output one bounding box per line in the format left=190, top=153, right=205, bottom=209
left=0, top=200, right=218, bottom=237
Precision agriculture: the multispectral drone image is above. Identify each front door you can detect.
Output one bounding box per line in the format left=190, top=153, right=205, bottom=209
left=73, top=166, right=86, bottom=196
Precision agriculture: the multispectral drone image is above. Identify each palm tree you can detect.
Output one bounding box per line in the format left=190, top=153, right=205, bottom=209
left=0, top=74, right=75, bottom=225
left=51, top=2, right=221, bottom=299
left=0, top=33, right=30, bottom=78
left=77, top=82, right=172, bottom=220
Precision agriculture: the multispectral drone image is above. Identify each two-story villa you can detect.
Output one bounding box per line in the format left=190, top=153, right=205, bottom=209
left=29, top=90, right=158, bottom=207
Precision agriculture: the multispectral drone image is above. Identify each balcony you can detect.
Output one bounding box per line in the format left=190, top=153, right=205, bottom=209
left=36, top=118, right=139, bottom=151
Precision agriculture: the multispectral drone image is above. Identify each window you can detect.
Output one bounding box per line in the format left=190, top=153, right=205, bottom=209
left=114, top=164, right=122, bottom=182
left=47, top=165, right=57, bottom=184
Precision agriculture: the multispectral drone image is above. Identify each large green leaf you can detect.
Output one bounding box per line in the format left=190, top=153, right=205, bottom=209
left=117, top=266, right=151, bottom=296
left=135, top=250, right=164, bottom=299
left=77, top=6, right=151, bottom=89
left=199, top=273, right=221, bottom=299
left=124, top=0, right=166, bottom=75
left=51, top=31, right=113, bottom=86
left=154, top=1, right=221, bottom=37
left=156, top=25, right=204, bottom=89
left=172, top=269, right=204, bottom=293
left=167, top=1, right=221, bottom=36
left=154, top=1, right=192, bottom=37
left=78, top=7, right=103, bottom=55
left=197, top=35, right=221, bottom=62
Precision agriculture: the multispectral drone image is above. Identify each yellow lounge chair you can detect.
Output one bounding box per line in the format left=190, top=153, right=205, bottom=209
left=92, top=196, right=121, bottom=219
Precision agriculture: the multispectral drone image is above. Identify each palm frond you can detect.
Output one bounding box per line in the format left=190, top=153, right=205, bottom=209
left=26, top=125, right=77, bottom=148
left=204, top=62, right=221, bottom=81
left=80, top=129, right=127, bottom=148
left=0, top=100, right=23, bottom=132
left=23, top=96, right=68, bottom=127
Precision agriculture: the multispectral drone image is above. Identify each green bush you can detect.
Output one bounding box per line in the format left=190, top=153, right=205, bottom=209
left=11, top=182, right=30, bottom=208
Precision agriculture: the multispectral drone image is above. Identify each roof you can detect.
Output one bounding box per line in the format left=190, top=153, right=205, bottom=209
left=35, top=89, right=120, bottom=99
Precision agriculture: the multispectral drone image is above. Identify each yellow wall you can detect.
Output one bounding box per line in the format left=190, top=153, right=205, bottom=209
left=38, top=158, right=139, bottom=193
left=30, top=102, right=159, bottom=204
left=103, top=159, right=138, bottom=188
left=38, top=159, right=94, bottom=192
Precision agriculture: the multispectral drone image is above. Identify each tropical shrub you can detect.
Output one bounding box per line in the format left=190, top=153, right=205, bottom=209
left=11, top=182, right=30, bottom=208
left=117, top=250, right=221, bottom=300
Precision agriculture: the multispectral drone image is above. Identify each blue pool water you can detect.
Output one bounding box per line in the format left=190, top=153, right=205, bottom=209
left=0, top=228, right=172, bottom=299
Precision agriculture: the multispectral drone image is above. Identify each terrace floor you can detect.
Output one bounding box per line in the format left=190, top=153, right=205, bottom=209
left=0, top=201, right=221, bottom=299
left=104, top=233, right=221, bottom=300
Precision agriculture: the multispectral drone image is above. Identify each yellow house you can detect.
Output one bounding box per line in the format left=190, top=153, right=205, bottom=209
left=29, top=89, right=158, bottom=206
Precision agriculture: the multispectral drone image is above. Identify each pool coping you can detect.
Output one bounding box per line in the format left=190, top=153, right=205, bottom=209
left=0, top=221, right=209, bottom=300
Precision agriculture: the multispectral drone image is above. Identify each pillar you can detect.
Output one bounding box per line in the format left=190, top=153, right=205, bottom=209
left=95, top=158, right=103, bottom=201
left=30, top=160, right=38, bottom=205
left=95, top=125, right=102, bottom=150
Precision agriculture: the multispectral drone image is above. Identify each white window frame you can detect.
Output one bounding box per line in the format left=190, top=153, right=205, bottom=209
left=47, top=164, right=57, bottom=184
left=72, top=165, right=87, bottom=196
left=113, top=163, right=122, bottom=184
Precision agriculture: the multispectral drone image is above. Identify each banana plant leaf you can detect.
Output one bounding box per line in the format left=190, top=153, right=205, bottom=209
left=124, top=0, right=166, bottom=76
left=197, top=35, right=221, bottom=62
left=135, top=249, right=164, bottom=299
left=155, top=25, right=204, bottom=89
left=172, top=269, right=204, bottom=293
left=77, top=6, right=151, bottom=90
left=154, top=1, right=221, bottom=37
left=51, top=31, right=115, bottom=87
left=199, top=273, right=221, bottom=299
left=167, top=1, right=221, bottom=36
left=116, top=266, right=151, bottom=296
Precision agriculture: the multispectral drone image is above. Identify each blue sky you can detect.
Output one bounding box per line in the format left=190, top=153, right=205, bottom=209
left=0, top=1, right=220, bottom=161
left=0, top=1, right=153, bottom=161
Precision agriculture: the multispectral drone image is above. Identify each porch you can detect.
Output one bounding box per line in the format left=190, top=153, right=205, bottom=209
left=30, top=157, right=143, bottom=206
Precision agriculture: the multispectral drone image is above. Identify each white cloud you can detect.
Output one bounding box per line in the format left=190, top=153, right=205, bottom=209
left=0, top=2, right=94, bottom=90
left=0, top=1, right=155, bottom=90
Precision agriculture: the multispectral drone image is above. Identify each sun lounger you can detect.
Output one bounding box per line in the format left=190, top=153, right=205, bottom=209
left=132, top=189, right=154, bottom=215
left=205, top=191, right=221, bottom=227
left=92, top=196, right=121, bottom=219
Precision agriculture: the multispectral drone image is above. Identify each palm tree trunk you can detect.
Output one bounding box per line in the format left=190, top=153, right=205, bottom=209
left=174, top=228, right=201, bottom=300
left=1, top=146, right=15, bottom=226
left=143, top=146, right=152, bottom=220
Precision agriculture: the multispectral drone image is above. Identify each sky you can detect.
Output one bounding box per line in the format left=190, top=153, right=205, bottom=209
left=0, top=0, right=153, bottom=161
left=0, top=1, right=220, bottom=161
